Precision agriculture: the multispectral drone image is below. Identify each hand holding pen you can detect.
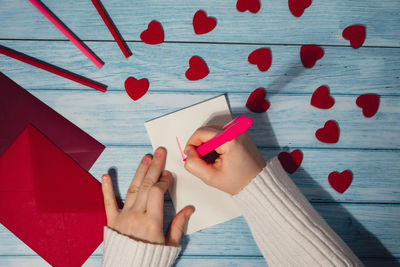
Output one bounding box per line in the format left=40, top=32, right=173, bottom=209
left=183, top=115, right=266, bottom=195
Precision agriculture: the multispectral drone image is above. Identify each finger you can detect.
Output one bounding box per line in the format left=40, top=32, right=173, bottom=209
left=146, top=171, right=170, bottom=222
left=184, top=145, right=217, bottom=185
left=124, top=154, right=152, bottom=208
left=184, top=126, right=228, bottom=155
left=101, top=174, right=119, bottom=223
left=134, top=147, right=167, bottom=211
left=165, top=207, right=194, bottom=247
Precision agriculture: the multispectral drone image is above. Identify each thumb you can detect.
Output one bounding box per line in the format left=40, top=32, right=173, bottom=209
left=184, top=145, right=217, bottom=185
left=165, top=207, right=194, bottom=246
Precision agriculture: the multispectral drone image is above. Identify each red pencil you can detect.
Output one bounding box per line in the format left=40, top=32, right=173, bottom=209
left=91, top=0, right=132, bottom=58
left=0, top=45, right=107, bottom=92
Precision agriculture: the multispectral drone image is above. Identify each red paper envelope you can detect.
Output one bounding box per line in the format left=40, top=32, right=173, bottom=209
left=0, top=124, right=106, bottom=267
left=0, top=72, right=104, bottom=171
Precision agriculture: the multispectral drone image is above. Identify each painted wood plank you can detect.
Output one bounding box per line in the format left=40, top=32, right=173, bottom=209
left=0, top=255, right=398, bottom=267
left=15, top=90, right=400, bottom=150
left=1, top=204, right=399, bottom=259
left=1, top=0, right=399, bottom=47
left=1, top=41, right=399, bottom=95
left=87, top=146, right=400, bottom=203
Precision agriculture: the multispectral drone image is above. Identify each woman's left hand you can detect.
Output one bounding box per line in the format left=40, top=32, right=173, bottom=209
left=101, top=147, right=193, bottom=246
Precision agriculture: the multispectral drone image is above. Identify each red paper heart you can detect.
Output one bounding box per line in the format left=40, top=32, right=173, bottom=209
left=356, top=94, right=379, bottom=118
left=315, top=120, right=339, bottom=143
left=342, top=25, right=366, bottom=49
left=185, top=56, right=209, bottom=81
left=236, top=0, right=261, bottom=13
left=328, top=170, right=353, bottom=194
left=246, top=88, right=270, bottom=113
left=311, top=85, right=335, bottom=109
left=193, top=10, right=217, bottom=35
left=248, top=48, right=272, bottom=72
left=300, top=45, right=324, bottom=68
left=288, top=0, right=312, bottom=17
left=278, top=150, right=303, bottom=174
left=124, top=77, right=149, bottom=101
left=140, top=20, right=164, bottom=45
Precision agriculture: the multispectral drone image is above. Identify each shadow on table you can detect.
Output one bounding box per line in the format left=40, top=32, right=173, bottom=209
left=172, top=100, right=397, bottom=266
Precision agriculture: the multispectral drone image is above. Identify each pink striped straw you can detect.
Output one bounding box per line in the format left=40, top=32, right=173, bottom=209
left=29, top=0, right=104, bottom=68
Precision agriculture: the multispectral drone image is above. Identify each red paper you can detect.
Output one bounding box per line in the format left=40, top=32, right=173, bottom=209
left=246, top=88, right=270, bottom=113
left=328, top=170, right=353, bottom=194
left=0, top=125, right=106, bottom=267
left=356, top=94, right=379, bottom=118
left=193, top=10, right=217, bottom=35
left=140, top=20, right=164, bottom=45
left=248, top=48, right=272, bottom=72
left=342, top=25, right=366, bottom=49
left=311, top=85, right=335, bottom=109
left=124, top=77, right=149, bottom=101
left=315, top=120, right=340, bottom=144
left=300, top=45, right=324, bottom=68
left=236, top=0, right=261, bottom=13
left=278, top=150, right=303, bottom=174
left=0, top=72, right=105, bottom=170
left=288, top=0, right=312, bottom=17
left=185, top=56, right=209, bottom=81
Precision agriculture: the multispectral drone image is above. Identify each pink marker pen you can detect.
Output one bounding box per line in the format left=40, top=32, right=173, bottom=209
left=177, top=115, right=254, bottom=161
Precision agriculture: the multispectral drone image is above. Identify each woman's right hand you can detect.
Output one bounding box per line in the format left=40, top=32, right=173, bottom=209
left=184, top=126, right=266, bottom=195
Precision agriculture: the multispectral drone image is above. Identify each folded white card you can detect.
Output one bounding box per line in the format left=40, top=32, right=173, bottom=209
left=145, top=95, right=241, bottom=234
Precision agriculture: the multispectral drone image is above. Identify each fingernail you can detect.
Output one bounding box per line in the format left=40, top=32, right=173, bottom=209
left=142, top=156, right=150, bottom=164
left=101, top=175, right=108, bottom=184
left=162, top=171, right=169, bottom=177
left=155, top=148, right=163, bottom=158
left=185, top=209, right=194, bottom=219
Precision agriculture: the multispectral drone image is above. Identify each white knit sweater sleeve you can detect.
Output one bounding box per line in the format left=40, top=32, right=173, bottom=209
left=102, top=227, right=180, bottom=267
left=232, top=157, right=364, bottom=267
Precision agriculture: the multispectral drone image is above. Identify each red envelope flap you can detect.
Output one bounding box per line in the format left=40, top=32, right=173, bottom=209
left=0, top=125, right=106, bottom=267
left=0, top=72, right=105, bottom=171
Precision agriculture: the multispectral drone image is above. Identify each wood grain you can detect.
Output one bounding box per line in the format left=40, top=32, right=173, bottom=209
left=0, top=256, right=399, bottom=267
left=1, top=0, right=399, bottom=46
left=87, top=146, right=400, bottom=203
left=1, top=41, right=399, bottom=95
left=1, top=0, right=399, bottom=265
left=0, top=203, right=398, bottom=259
left=16, top=90, right=400, bottom=149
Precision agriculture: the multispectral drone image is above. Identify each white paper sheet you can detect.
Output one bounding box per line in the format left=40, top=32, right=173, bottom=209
left=145, top=95, right=241, bottom=234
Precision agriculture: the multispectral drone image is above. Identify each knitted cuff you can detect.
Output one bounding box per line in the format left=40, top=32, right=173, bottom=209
left=102, top=227, right=180, bottom=267
left=232, top=157, right=363, bottom=266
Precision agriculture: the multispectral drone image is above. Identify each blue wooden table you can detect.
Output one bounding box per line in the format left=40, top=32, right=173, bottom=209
left=1, top=0, right=399, bottom=266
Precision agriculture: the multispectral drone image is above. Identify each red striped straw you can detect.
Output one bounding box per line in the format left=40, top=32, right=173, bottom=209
left=0, top=45, right=107, bottom=92
left=91, top=0, right=132, bottom=58
left=29, top=0, right=104, bottom=68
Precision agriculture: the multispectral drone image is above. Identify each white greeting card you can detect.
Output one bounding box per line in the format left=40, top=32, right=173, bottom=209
left=145, top=95, right=241, bottom=234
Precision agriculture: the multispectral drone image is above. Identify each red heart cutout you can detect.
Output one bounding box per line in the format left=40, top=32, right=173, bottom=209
left=236, top=0, right=261, bottom=13
left=356, top=94, right=379, bottom=118
left=193, top=10, right=217, bottom=35
left=246, top=88, right=270, bottom=113
left=311, top=85, right=335, bottom=109
left=140, top=20, right=164, bottom=45
left=315, top=120, right=339, bottom=143
left=300, top=45, right=324, bottom=68
left=342, top=25, right=366, bottom=49
left=328, top=170, right=353, bottom=194
left=248, top=48, right=272, bottom=72
left=124, top=77, right=149, bottom=101
left=288, top=0, right=312, bottom=17
left=185, top=56, right=209, bottom=81
left=278, top=150, right=303, bottom=174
